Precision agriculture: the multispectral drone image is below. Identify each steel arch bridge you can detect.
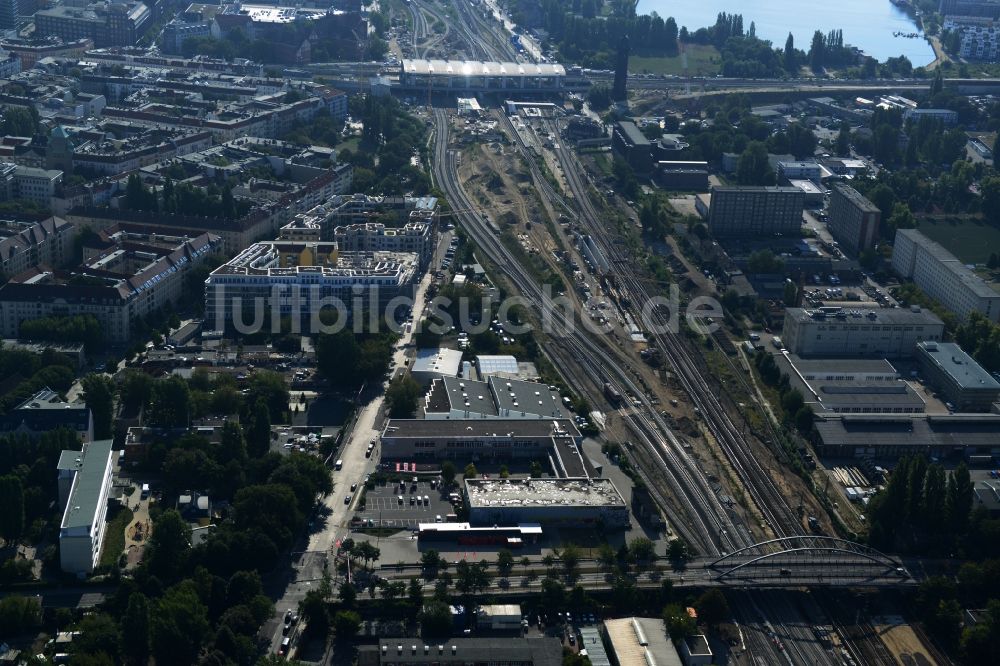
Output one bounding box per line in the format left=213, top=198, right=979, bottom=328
left=706, top=536, right=904, bottom=583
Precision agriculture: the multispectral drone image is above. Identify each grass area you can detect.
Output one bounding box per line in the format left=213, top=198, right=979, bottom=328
left=629, top=45, right=721, bottom=77
left=99, top=508, right=133, bottom=568
left=916, top=216, right=1000, bottom=265
left=338, top=136, right=361, bottom=154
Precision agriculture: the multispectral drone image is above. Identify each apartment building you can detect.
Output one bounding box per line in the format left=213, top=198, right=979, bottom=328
left=0, top=227, right=222, bottom=342
left=0, top=216, right=77, bottom=278
left=782, top=306, right=945, bottom=358
left=57, top=438, right=114, bottom=575
left=891, top=229, right=1000, bottom=323
left=828, top=182, right=881, bottom=256
left=903, top=108, right=959, bottom=125
left=13, top=166, right=63, bottom=207
left=35, top=1, right=152, bottom=48
left=707, top=186, right=805, bottom=237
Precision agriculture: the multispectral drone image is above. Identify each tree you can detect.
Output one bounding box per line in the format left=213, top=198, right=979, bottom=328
left=496, top=549, right=514, bottom=577
left=886, top=202, right=916, bottom=235
left=339, top=582, right=357, bottom=607
left=120, top=592, right=151, bottom=665
left=420, top=600, right=453, bottom=637
left=354, top=541, right=381, bottom=569
left=82, top=374, right=115, bottom=439
left=836, top=121, right=852, bottom=156
left=663, top=603, right=696, bottom=641
left=147, top=375, right=191, bottom=429
left=0, top=595, right=40, bottom=634
left=696, top=589, right=731, bottom=625
left=386, top=375, right=421, bottom=418
left=245, top=397, right=271, bottom=458
left=463, top=463, right=477, bottom=479
left=145, top=509, right=191, bottom=581
left=628, top=537, right=656, bottom=563
left=301, top=587, right=330, bottom=636
left=421, top=549, right=443, bottom=572
left=540, top=577, right=566, bottom=609
left=736, top=141, right=775, bottom=186
left=597, top=543, right=617, bottom=571
left=561, top=544, right=581, bottom=578
left=0, top=475, right=24, bottom=543
left=332, top=610, right=361, bottom=639
left=809, top=30, right=825, bottom=70
left=441, top=461, right=456, bottom=486
left=408, top=577, right=424, bottom=608
left=668, top=539, right=689, bottom=567
left=988, top=252, right=999, bottom=270
left=1, top=106, right=39, bottom=136
left=151, top=584, right=210, bottom=666
left=783, top=33, right=796, bottom=72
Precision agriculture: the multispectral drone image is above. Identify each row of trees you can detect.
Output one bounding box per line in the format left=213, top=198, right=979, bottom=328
left=124, top=174, right=251, bottom=220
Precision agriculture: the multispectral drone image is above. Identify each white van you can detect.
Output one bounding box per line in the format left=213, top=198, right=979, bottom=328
left=334, top=459, right=343, bottom=470
left=140, top=483, right=150, bottom=499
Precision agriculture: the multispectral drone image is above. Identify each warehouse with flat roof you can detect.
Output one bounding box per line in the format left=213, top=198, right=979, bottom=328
left=782, top=306, right=945, bottom=358
left=399, top=59, right=565, bottom=91
left=465, top=477, right=629, bottom=528
left=814, top=413, right=1000, bottom=457
left=917, top=341, right=1000, bottom=412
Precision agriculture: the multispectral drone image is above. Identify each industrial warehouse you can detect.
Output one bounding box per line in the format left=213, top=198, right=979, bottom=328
left=464, top=478, right=629, bottom=529
left=399, top=59, right=566, bottom=91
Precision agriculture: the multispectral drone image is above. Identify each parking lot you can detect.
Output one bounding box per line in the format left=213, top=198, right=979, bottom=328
left=354, top=477, right=458, bottom=528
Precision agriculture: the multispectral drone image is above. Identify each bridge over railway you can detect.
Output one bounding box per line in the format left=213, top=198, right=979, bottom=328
left=705, top=536, right=908, bottom=586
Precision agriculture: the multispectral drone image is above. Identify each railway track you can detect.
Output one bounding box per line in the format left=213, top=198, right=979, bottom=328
left=431, top=109, right=741, bottom=556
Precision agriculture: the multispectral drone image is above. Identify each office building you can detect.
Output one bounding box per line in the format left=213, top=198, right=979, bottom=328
left=903, top=108, right=959, bottom=125
left=611, top=121, right=653, bottom=174
left=358, top=638, right=562, bottom=666
left=204, top=240, right=419, bottom=332
left=0, top=227, right=221, bottom=343
left=707, top=186, right=805, bottom=237
left=0, top=0, right=19, bottom=31
left=57, top=438, right=115, bottom=575
left=828, top=183, right=881, bottom=256
left=465, top=477, right=629, bottom=528
left=916, top=341, right=1000, bottom=412
left=12, top=166, right=63, bottom=207
left=891, top=229, right=1000, bottom=323
left=782, top=306, right=945, bottom=358
left=0, top=388, right=94, bottom=442
left=35, top=2, right=152, bottom=48
left=940, top=0, right=1000, bottom=19
left=655, top=161, right=709, bottom=190
left=777, top=161, right=822, bottom=182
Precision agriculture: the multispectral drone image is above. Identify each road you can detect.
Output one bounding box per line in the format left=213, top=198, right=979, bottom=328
left=264, top=238, right=447, bottom=655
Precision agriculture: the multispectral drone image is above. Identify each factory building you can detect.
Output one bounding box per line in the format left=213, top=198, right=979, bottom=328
left=465, top=478, right=629, bottom=529
left=828, top=183, right=881, bottom=256
left=707, top=186, right=805, bottom=237
left=916, top=341, right=1000, bottom=412
left=891, top=229, right=1000, bottom=323
left=782, top=306, right=945, bottom=358
left=399, top=59, right=565, bottom=92
left=423, top=376, right=569, bottom=420
left=358, top=638, right=562, bottom=666
left=410, top=348, right=464, bottom=386
left=603, top=618, right=684, bottom=666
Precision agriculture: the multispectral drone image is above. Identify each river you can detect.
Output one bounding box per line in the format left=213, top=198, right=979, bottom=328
left=636, top=0, right=935, bottom=66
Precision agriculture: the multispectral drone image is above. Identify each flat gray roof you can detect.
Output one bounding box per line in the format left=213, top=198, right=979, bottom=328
left=814, top=382, right=924, bottom=407
left=488, top=376, right=567, bottom=418
left=426, top=377, right=498, bottom=416
left=786, top=307, right=944, bottom=326
left=917, top=342, right=1000, bottom=391
left=383, top=418, right=579, bottom=439
left=832, top=182, right=880, bottom=213
left=815, top=414, right=1000, bottom=448
left=788, top=354, right=898, bottom=375
left=60, top=439, right=114, bottom=530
